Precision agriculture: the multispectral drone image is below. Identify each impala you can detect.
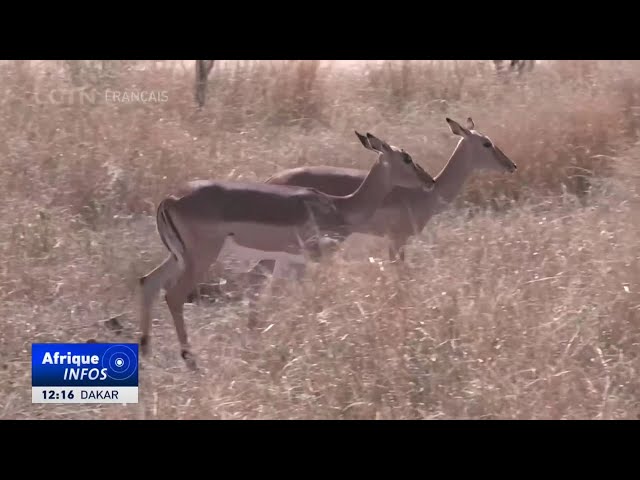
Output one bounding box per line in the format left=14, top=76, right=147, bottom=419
left=138, top=132, right=435, bottom=369
left=265, top=117, right=517, bottom=262
left=493, top=60, right=535, bottom=74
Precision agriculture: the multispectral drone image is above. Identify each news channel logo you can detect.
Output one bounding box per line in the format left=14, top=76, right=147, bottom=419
left=32, top=343, right=138, bottom=404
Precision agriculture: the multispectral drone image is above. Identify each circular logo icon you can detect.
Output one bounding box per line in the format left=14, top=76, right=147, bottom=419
left=101, top=345, right=137, bottom=381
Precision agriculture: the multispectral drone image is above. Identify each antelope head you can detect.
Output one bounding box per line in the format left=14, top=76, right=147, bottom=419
left=446, top=117, right=517, bottom=174
left=354, top=131, right=436, bottom=191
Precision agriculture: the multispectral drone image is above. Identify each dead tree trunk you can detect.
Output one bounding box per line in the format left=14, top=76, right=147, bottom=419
left=195, top=60, right=215, bottom=108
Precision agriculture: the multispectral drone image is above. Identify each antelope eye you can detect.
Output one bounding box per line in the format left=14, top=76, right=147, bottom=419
left=483, top=142, right=492, bottom=148
left=403, top=153, right=412, bottom=164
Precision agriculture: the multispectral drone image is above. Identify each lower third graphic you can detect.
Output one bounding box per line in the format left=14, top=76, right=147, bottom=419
left=32, top=343, right=139, bottom=404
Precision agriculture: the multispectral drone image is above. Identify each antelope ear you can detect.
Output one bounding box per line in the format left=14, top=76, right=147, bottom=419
left=365, top=133, right=392, bottom=153
left=466, top=117, right=475, bottom=130
left=446, top=117, right=471, bottom=137
left=355, top=131, right=374, bottom=151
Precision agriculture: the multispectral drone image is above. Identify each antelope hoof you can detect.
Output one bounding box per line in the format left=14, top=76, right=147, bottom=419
left=248, top=312, right=260, bottom=330
left=181, top=350, right=198, bottom=370
left=186, top=290, right=198, bottom=304
left=140, top=336, right=150, bottom=357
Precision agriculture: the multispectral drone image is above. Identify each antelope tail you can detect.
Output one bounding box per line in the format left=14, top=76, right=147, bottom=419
left=156, top=197, right=187, bottom=271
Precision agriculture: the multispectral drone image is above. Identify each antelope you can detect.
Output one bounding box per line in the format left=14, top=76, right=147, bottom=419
left=264, top=117, right=517, bottom=263
left=493, top=60, right=535, bottom=75
left=138, top=132, right=435, bottom=369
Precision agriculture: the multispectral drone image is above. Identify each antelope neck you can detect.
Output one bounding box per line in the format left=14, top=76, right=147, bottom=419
left=333, top=158, right=391, bottom=225
left=431, top=139, right=475, bottom=205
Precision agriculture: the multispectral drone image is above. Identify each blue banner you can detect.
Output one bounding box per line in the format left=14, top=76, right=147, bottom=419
left=32, top=343, right=139, bottom=387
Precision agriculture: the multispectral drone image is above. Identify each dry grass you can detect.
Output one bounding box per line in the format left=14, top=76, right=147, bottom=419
left=1, top=60, right=639, bottom=419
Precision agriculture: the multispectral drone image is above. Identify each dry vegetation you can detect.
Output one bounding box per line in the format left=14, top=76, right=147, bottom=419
left=1, top=60, right=639, bottom=419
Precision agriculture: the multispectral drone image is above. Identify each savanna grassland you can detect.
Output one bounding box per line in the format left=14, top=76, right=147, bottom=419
left=1, top=60, right=639, bottom=419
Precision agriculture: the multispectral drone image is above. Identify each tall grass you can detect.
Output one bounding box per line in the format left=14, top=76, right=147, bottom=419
left=1, top=60, right=639, bottom=419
